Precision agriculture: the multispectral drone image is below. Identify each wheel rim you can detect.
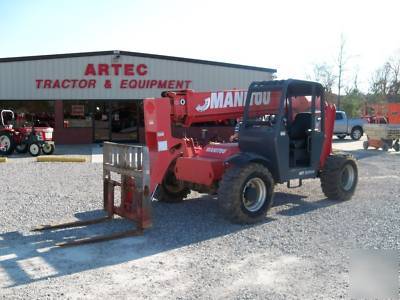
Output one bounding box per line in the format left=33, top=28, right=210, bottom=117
left=341, top=164, right=355, bottom=191
left=0, top=135, right=11, bottom=151
left=30, top=144, right=39, bottom=155
left=43, top=144, right=51, bottom=153
left=353, top=129, right=361, bottom=139
left=242, top=177, right=267, bottom=212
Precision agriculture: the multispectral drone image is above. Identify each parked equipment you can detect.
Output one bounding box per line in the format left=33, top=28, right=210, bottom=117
left=363, top=124, right=400, bottom=151
left=0, top=110, right=55, bottom=157
left=363, top=103, right=400, bottom=152
left=33, top=79, right=358, bottom=246
left=363, top=103, right=400, bottom=125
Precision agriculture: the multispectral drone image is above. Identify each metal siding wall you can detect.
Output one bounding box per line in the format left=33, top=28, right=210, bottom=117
left=0, top=54, right=273, bottom=100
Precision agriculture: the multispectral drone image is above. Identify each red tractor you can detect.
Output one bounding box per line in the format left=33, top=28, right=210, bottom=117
left=34, top=79, right=359, bottom=246
left=0, top=110, right=55, bottom=157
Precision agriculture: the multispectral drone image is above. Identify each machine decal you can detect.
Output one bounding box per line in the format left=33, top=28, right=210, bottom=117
left=195, top=97, right=211, bottom=112
left=195, top=91, right=271, bottom=112
left=205, top=147, right=227, bottom=154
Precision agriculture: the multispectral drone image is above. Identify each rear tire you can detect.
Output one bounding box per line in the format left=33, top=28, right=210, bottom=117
left=350, top=127, right=363, bottom=140
left=336, top=134, right=346, bottom=140
left=362, top=141, right=369, bottom=150
left=0, top=132, right=15, bottom=155
left=15, top=143, right=28, bottom=154
left=320, top=154, right=358, bottom=201
left=218, top=163, right=274, bottom=224
left=28, top=143, right=41, bottom=157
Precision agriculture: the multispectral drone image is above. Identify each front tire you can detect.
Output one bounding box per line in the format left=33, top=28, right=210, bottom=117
left=42, top=143, right=55, bottom=155
left=350, top=127, right=363, bottom=140
left=218, top=163, right=274, bottom=224
left=156, top=170, right=190, bottom=203
left=0, top=132, right=15, bottom=155
left=320, top=154, right=358, bottom=201
left=28, top=143, right=41, bottom=157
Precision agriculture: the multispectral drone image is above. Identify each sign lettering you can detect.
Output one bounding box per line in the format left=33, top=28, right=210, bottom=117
left=35, top=63, right=192, bottom=90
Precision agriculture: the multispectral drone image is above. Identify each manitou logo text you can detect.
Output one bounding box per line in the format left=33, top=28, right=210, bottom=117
left=195, top=91, right=271, bottom=112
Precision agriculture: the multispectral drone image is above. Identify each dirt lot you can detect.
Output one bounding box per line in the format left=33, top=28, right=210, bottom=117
left=0, top=138, right=399, bottom=299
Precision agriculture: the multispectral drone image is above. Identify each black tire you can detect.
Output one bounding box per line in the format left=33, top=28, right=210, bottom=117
left=393, top=141, right=400, bottom=152
left=382, top=143, right=389, bottom=152
left=218, top=163, right=274, bottom=224
left=15, top=143, right=28, bottom=154
left=362, top=141, right=369, bottom=150
left=336, top=134, right=346, bottom=140
left=320, top=154, right=358, bottom=201
left=350, top=126, right=363, bottom=140
left=156, top=171, right=190, bottom=203
left=28, top=142, right=41, bottom=157
left=42, top=143, right=55, bottom=155
left=0, top=132, right=15, bottom=155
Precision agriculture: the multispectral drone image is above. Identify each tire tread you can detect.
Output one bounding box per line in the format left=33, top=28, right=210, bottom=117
left=218, top=163, right=274, bottom=224
left=320, top=153, right=358, bottom=201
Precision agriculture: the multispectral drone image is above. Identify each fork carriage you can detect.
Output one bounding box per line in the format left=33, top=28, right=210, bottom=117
left=33, top=142, right=152, bottom=247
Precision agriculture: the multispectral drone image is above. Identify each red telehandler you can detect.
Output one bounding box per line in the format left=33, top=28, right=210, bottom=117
left=34, top=79, right=358, bottom=246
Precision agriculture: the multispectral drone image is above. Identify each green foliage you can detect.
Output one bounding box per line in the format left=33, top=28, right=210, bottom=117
left=341, top=88, right=364, bottom=118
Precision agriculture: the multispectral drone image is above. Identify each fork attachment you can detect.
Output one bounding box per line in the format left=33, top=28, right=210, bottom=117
left=32, top=142, right=152, bottom=247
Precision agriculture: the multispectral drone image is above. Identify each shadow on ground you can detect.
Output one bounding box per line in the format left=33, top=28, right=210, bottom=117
left=273, top=192, right=337, bottom=216
left=345, top=148, right=399, bottom=160
left=0, top=192, right=338, bottom=288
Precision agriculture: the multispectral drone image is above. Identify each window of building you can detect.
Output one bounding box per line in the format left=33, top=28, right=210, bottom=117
left=63, top=100, right=92, bottom=128
left=0, top=100, right=55, bottom=127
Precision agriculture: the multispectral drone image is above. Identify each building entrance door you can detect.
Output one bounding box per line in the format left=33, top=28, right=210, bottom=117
left=93, top=101, right=111, bottom=141
left=110, top=101, right=139, bottom=142
left=93, top=100, right=140, bottom=143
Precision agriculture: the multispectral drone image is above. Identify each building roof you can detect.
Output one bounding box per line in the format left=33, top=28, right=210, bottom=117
left=0, top=50, right=276, bottom=73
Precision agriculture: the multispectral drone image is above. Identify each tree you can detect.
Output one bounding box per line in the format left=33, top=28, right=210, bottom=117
left=369, top=51, right=400, bottom=102
left=342, top=83, right=364, bottom=118
left=309, top=63, right=337, bottom=103
left=388, top=54, right=400, bottom=96
left=337, top=35, right=345, bottom=109
left=336, top=34, right=354, bottom=110
left=370, top=62, right=391, bottom=97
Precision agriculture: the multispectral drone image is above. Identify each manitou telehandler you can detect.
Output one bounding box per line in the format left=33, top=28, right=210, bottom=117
left=35, top=79, right=358, bottom=246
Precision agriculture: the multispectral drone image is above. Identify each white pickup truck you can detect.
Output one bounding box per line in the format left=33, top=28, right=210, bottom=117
left=334, top=111, right=366, bottom=140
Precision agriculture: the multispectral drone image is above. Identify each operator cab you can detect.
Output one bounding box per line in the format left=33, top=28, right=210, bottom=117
left=239, top=79, right=325, bottom=183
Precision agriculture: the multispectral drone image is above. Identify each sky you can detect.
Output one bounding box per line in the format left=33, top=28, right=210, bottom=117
left=0, top=0, right=399, bottom=93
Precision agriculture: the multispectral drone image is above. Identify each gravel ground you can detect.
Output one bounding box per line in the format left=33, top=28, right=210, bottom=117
left=0, top=146, right=399, bottom=299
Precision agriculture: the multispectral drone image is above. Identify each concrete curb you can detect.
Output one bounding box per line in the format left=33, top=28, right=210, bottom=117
left=36, top=156, right=86, bottom=163
left=0, top=157, right=7, bottom=163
